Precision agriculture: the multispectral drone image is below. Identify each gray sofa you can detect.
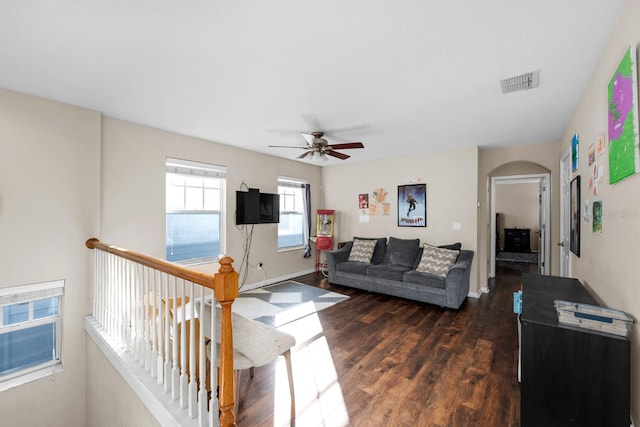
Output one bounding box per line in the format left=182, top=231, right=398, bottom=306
left=326, top=237, right=474, bottom=309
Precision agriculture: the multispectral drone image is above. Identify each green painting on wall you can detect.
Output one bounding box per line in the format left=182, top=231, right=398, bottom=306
left=608, top=46, right=640, bottom=184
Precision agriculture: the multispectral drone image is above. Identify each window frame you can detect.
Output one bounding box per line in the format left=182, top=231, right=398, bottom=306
left=0, top=280, right=64, bottom=392
left=165, top=158, right=226, bottom=264
left=277, top=177, right=308, bottom=250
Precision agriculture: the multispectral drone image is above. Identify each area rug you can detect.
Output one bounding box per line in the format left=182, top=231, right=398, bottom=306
left=232, top=281, right=349, bottom=327
left=496, top=251, right=538, bottom=264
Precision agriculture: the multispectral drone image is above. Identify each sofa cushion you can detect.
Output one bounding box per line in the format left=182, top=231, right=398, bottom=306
left=336, top=261, right=370, bottom=275
left=347, top=238, right=377, bottom=263
left=438, top=242, right=462, bottom=251
left=416, top=244, right=460, bottom=277
left=352, top=237, right=387, bottom=264
left=366, top=263, right=412, bottom=281
left=383, top=237, right=420, bottom=267
left=403, top=270, right=447, bottom=289
left=412, top=242, right=463, bottom=269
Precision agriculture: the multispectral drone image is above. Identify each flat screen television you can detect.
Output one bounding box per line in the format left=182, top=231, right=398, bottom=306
left=258, top=192, right=280, bottom=223
left=236, top=189, right=280, bottom=225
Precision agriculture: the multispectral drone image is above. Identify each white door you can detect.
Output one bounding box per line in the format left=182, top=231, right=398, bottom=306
left=559, top=150, right=571, bottom=277
left=538, top=177, right=548, bottom=275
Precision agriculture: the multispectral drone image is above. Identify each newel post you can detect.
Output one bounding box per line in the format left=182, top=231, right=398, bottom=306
left=215, top=256, right=239, bottom=427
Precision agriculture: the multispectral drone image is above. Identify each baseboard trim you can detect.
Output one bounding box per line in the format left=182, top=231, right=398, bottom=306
left=468, top=290, right=482, bottom=299
left=239, top=268, right=316, bottom=292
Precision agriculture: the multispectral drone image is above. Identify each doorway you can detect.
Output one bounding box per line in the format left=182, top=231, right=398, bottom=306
left=490, top=173, right=551, bottom=278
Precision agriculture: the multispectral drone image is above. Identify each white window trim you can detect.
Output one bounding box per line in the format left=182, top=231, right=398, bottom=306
left=166, top=157, right=227, bottom=264
left=278, top=177, right=308, bottom=250
left=0, top=280, right=64, bottom=392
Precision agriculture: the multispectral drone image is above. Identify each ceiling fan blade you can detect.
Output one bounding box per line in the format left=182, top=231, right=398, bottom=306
left=297, top=151, right=312, bottom=159
left=327, top=142, right=364, bottom=150
left=301, top=133, right=316, bottom=145
left=326, top=150, right=350, bottom=160
left=268, top=145, right=308, bottom=149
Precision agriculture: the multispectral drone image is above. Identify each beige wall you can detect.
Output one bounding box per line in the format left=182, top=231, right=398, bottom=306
left=478, top=140, right=560, bottom=287
left=495, top=182, right=539, bottom=251
left=101, top=117, right=321, bottom=287
left=559, top=0, right=640, bottom=420
left=86, top=339, right=160, bottom=427
left=0, top=88, right=100, bottom=425
left=322, top=146, right=480, bottom=294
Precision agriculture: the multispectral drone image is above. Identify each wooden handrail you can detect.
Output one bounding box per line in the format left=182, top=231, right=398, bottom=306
left=86, top=238, right=237, bottom=426
left=86, top=238, right=217, bottom=289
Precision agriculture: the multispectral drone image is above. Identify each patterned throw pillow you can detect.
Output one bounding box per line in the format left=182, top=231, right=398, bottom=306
left=348, top=239, right=377, bottom=263
left=416, top=244, right=460, bottom=277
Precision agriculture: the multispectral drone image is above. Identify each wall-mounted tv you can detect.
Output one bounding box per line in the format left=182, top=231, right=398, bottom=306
left=236, top=189, right=280, bottom=225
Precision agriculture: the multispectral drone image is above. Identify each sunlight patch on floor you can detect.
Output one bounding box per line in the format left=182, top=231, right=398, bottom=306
left=274, top=313, right=350, bottom=427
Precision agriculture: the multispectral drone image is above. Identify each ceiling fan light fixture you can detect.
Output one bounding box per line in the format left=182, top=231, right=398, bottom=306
left=307, top=150, right=328, bottom=163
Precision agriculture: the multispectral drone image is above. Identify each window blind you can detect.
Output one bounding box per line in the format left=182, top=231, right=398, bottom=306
left=166, top=157, right=226, bottom=178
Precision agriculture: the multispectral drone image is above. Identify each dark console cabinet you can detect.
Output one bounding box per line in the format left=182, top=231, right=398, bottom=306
left=520, top=274, right=630, bottom=427
left=504, top=228, right=530, bottom=252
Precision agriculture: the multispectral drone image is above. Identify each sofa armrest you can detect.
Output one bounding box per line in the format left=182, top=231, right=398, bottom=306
left=444, top=250, right=474, bottom=309
left=326, top=242, right=353, bottom=282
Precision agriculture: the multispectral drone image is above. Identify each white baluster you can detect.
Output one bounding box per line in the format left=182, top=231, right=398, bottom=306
left=180, top=279, right=189, bottom=409
left=163, top=273, right=171, bottom=392
left=209, top=287, right=218, bottom=426
left=144, top=266, right=152, bottom=372
left=188, top=281, right=198, bottom=418
left=198, top=293, right=207, bottom=426
left=156, top=271, right=165, bottom=385
left=171, top=276, right=180, bottom=400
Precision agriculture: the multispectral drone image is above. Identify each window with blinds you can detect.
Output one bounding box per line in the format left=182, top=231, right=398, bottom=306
left=278, top=177, right=307, bottom=249
left=0, top=280, right=63, bottom=389
left=166, top=158, right=226, bottom=263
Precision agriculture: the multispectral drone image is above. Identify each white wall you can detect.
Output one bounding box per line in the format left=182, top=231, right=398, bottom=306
left=559, top=0, right=640, bottom=420
left=321, top=146, right=479, bottom=294
left=86, top=339, right=160, bottom=427
left=0, top=88, right=100, bottom=425
left=100, top=117, right=321, bottom=287
left=495, top=182, right=539, bottom=251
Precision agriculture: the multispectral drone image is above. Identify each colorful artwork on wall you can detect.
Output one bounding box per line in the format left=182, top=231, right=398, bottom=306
left=583, top=199, right=591, bottom=225
left=358, top=193, right=369, bottom=209
left=571, top=133, right=579, bottom=171
left=596, top=131, right=607, bottom=157
left=608, top=46, right=640, bottom=184
left=372, top=188, right=388, bottom=203
left=592, top=200, right=603, bottom=233
left=397, top=184, right=426, bottom=227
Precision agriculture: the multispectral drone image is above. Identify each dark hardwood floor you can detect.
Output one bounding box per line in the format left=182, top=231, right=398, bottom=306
left=236, top=261, right=536, bottom=427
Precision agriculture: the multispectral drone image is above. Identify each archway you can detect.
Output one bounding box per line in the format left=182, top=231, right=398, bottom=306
left=488, top=161, right=551, bottom=280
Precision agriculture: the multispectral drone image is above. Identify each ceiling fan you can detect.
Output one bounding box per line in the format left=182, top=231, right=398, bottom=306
left=269, top=131, right=364, bottom=161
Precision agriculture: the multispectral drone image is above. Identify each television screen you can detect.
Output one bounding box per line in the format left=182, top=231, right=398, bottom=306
left=259, top=192, right=280, bottom=223
left=236, top=189, right=260, bottom=225
left=236, top=189, right=280, bottom=224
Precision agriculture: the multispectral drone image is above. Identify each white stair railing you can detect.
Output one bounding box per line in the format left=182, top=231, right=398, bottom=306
left=86, top=238, right=239, bottom=427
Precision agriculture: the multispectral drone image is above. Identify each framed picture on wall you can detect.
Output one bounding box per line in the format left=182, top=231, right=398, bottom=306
left=570, top=176, right=581, bottom=256
left=397, top=184, right=426, bottom=227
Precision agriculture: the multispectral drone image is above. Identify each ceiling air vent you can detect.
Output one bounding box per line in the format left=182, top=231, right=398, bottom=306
left=500, top=70, right=540, bottom=94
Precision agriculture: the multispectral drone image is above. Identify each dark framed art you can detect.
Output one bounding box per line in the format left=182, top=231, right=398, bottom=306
left=570, top=175, right=580, bottom=256
left=397, top=184, right=426, bottom=227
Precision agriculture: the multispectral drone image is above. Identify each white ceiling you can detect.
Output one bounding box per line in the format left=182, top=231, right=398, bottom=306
left=0, top=1, right=628, bottom=165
